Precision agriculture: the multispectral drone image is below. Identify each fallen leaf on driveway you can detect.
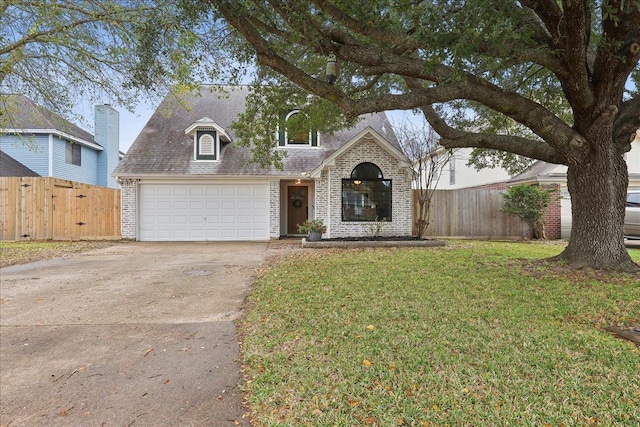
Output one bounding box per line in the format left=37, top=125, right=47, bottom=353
left=59, top=406, right=74, bottom=416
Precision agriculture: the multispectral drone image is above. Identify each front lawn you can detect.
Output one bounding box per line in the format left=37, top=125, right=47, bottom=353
left=240, top=241, right=640, bottom=426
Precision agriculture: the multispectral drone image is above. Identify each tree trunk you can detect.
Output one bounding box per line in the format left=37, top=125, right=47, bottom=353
left=555, top=128, right=639, bottom=272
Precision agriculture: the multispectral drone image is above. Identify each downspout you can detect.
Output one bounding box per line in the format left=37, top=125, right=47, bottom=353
left=48, top=134, right=53, bottom=176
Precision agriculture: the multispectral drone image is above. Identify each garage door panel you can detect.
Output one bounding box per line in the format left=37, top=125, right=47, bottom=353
left=190, top=215, right=204, bottom=224
left=237, top=200, right=252, bottom=210
left=173, top=187, right=188, bottom=197
left=222, top=215, right=236, bottom=224
left=221, top=187, right=236, bottom=196
left=158, top=215, right=174, bottom=225
left=238, top=215, right=252, bottom=224
left=139, top=183, right=269, bottom=241
left=205, top=187, right=220, bottom=196
left=189, top=187, right=204, bottom=196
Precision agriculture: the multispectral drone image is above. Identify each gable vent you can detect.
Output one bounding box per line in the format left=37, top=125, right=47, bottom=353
left=199, top=134, right=215, bottom=155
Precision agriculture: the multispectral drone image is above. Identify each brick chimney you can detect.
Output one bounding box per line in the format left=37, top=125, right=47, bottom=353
left=95, top=104, right=120, bottom=188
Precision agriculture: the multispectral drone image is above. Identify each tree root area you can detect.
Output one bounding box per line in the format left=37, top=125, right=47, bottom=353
left=605, top=326, right=640, bottom=346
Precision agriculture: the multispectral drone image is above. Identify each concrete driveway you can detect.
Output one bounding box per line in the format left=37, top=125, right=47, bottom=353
left=1, top=242, right=269, bottom=427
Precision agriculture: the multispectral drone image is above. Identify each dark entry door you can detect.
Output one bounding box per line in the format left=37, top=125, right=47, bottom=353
left=287, top=186, right=308, bottom=234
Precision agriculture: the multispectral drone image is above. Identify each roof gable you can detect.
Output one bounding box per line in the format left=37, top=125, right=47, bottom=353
left=309, top=127, right=411, bottom=178
left=185, top=117, right=231, bottom=142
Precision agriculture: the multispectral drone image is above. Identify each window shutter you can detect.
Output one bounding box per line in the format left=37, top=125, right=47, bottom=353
left=311, top=129, right=318, bottom=146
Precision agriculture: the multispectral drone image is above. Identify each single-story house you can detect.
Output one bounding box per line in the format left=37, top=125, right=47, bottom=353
left=113, top=85, right=413, bottom=241
left=0, top=94, right=121, bottom=188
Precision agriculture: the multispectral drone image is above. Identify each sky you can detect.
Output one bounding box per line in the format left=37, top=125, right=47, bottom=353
left=75, top=99, right=156, bottom=153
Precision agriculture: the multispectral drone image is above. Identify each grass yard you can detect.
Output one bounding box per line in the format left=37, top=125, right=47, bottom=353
left=240, top=241, right=640, bottom=426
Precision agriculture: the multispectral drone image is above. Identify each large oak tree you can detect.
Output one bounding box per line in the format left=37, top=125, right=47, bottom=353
left=199, top=0, right=640, bottom=271
left=0, top=0, right=232, bottom=125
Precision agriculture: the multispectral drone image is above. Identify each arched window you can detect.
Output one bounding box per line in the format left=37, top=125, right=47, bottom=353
left=277, top=110, right=319, bottom=147
left=342, top=162, right=392, bottom=222
left=195, top=130, right=217, bottom=160
left=351, top=162, right=383, bottom=180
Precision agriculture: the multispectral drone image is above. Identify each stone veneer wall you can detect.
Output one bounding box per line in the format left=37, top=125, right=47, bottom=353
left=269, top=180, right=280, bottom=238
left=120, top=179, right=137, bottom=239
left=316, top=137, right=413, bottom=238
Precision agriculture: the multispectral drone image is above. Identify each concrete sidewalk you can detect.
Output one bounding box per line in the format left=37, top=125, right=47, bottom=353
left=1, top=242, right=268, bottom=427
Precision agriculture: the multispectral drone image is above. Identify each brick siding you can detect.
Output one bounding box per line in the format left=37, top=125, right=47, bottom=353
left=542, top=184, right=561, bottom=239
left=120, top=179, right=137, bottom=239
left=315, top=136, right=413, bottom=238
left=269, top=180, right=280, bottom=238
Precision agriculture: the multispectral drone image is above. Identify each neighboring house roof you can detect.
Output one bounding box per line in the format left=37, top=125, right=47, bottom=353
left=511, top=129, right=640, bottom=186
left=0, top=150, right=40, bottom=177
left=508, top=161, right=567, bottom=185
left=0, top=94, right=102, bottom=150
left=113, top=85, right=400, bottom=178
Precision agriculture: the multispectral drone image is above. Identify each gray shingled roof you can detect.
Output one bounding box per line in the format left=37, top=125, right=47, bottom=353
left=509, top=160, right=566, bottom=184
left=0, top=150, right=40, bottom=177
left=114, top=85, right=400, bottom=177
left=1, top=94, right=96, bottom=144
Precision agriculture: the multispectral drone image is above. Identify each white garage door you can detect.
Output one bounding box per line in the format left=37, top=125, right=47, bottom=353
left=139, top=183, right=269, bottom=241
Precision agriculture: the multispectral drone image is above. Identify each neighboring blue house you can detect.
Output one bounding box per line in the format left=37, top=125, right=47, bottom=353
left=0, top=94, right=121, bottom=188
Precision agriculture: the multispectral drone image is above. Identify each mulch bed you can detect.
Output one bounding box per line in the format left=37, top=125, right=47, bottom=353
left=319, top=236, right=430, bottom=242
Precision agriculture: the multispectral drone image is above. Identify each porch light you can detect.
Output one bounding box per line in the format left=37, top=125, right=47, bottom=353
left=295, top=179, right=301, bottom=184
left=354, top=180, right=362, bottom=185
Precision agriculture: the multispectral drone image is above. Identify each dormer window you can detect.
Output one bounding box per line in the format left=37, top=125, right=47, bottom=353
left=197, top=131, right=217, bottom=160
left=278, top=110, right=319, bottom=147
left=185, top=117, right=231, bottom=161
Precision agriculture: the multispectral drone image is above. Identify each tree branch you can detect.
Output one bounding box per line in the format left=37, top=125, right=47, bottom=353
left=560, top=0, right=595, bottom=110
left=614, top=97, right=640, bottom=147
left=420, top=105, right=565, bottom=164
left=311, top=0, right=420, bottom=53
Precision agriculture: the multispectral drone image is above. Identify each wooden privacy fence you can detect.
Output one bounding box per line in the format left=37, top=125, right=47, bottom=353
left=415, top=189, right=531, bottom=238
left=0, top=177, right=121, bottom=241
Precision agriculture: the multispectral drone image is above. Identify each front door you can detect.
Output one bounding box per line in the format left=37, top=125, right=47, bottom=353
left=287, top=186, right=308, bottom=234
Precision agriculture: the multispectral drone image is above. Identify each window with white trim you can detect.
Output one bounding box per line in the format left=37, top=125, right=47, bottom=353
left=65, top=141, right=81, bottom=166
left=195, top=130, right=218, bottom=160
left=278, top=110, right=319, bottom=147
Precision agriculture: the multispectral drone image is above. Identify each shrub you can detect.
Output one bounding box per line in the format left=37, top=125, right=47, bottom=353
left=501, top=184, right=556, bottom=239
